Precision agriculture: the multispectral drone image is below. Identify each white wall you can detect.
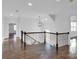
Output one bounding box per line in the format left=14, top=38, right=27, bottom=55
left=2, top=16, right=17, bottom=39
left=17, top=16, right=70, bottom=47
left=17, top=16, right=56, bottom=44
left=2, top=13, right=76, bottom=47
left=2, top=0, right=77, bottom=47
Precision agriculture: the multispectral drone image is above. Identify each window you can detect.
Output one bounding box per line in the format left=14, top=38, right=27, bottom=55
left=70, top=16, right=77, bottom=32
left=14, top=25, right=16, bottom=31
left=71, top=22, right=76, bottom=31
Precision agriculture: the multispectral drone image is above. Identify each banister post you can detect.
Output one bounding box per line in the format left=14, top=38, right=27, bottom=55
left=67, top=32, right=69, bottom=47
left=67, top=32, right=69, bottom=34
left=44, top=31, right=46, bottom=44
left=56, top=32, right=58, bottom=53
left=21, top=31, right=23, bottom=43
left=24, top=32, right=26, bottom=48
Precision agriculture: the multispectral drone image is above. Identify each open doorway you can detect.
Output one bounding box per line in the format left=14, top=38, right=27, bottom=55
left=9, top=23, right=16, bottom=39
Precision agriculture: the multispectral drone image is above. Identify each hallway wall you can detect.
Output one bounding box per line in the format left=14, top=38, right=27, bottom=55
left=2, top=0, right=77, bottom=47
left=2, top=16, right=17, bottom=39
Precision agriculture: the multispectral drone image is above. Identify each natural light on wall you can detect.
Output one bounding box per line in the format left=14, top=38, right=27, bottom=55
left=70, top=16, right=77, bottom=32
left=14, top=25, right=16, bottom=31
left=70, top=38, right=76, bottom=54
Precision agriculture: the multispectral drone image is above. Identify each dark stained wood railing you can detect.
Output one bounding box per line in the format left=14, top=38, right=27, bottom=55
left=44, top=31, right=46, bottom=44
left=57, top=32, right=69, bottom=35
left=56, top=32, right=58, bottom=53
left=21, top=31, right=23, bottom=43
left=21, top=31, right=69, bottom=51
left=24, top=32, right=26, bottom=48
left=24, top=32, right=44, bottom=34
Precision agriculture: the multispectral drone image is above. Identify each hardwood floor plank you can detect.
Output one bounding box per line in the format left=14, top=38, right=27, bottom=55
left=2, top=38, right=77, bottom=59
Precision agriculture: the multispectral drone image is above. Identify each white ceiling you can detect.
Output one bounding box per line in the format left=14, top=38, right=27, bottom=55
left=2, top=0, right=77, bottom=17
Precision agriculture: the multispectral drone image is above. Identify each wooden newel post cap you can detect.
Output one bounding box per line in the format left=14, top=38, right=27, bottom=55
left=44, top=31, right=46, bottom=33
left=24, top=32, right=26, bottom=34
left=21, top=31, right=23, bottom=33
left=67, top=32, right=69, bottom=34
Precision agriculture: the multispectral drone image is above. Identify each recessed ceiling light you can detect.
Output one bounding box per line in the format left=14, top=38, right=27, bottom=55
left=28, top=2, right=32, bottom=6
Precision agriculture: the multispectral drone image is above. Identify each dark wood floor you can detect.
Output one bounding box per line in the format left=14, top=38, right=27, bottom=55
left=2, top=38, right=77, bottom=59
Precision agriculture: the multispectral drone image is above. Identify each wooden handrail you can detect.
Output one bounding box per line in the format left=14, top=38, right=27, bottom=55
left=25, top=32, right=44, bottom=34
left=21, top=31, right=70, bottom=49
left=57, top=32, right=69, bottom=35
left=44, top=32, right=56, bottom=34
left=23, top=31, right=69, bottom=35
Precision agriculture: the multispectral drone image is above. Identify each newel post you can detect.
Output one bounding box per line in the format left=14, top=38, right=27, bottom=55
left=44, top=31, right=46, bottom=44
left=21, top=31, right=23, bottom=43
left=24, top=32, right=26, bottom=47
left=56, top=32, right=58, bottom=53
